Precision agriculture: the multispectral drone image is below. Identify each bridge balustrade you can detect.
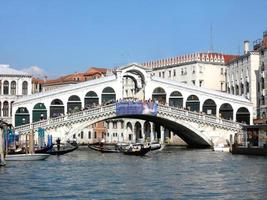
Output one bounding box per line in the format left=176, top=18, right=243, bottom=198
left=14, top=103, right=240, bottom=134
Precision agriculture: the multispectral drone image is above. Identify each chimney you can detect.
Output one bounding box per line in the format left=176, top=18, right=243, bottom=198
left=244, top=40, right=250, bottom=54
left=263, top=31, right=267, bottom=48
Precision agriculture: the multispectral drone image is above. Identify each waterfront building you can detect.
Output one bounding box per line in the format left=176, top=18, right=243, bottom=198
left=143, top=52, right=237, bottom=92
left=255, top=31, right=267, bottom=119
left=0, top=65, right=32, bottom=124
left=226, top=41, right=260, bottom=118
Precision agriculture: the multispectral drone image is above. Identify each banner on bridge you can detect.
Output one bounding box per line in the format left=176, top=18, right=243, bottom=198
left=116, top=101, right=158, bottom=116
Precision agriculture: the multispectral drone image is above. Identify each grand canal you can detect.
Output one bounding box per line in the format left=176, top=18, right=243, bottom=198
left=0, top=146, right=266, bottom=200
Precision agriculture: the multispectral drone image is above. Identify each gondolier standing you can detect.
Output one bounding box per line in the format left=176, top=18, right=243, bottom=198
left=56, top=138, right=61, bottom=151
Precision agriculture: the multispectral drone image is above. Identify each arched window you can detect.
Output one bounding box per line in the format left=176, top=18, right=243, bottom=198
left=84, top=91, right=99, bottom=108
left=11, top=81, right=16, bottom=95
left=67, top=95, right=81, bottom=113
left=10, top=101, right=14, bottom=116
left=3, top=81, right=9, bottom=95
left=3, top=101, right=9, bottom=117
left=101, top=87, right=116, bottom=105
left=15, top=107, right=30, bottom=126
left=152, top=87, right=166, bottom=104
left=236, top=107, right=250, bottom=124
left=219, top=103, right=233, bottom=120
left=50, top=99, right=64, bottom=118
left=32, top=103, right=47, bottom=122
left=186, top=95, right=200, bottom=112
left=22, top=81, right=28, bottom=95
left=169, top=91, right=183, bottom=107
left=202, top=99, right=216, bottom=115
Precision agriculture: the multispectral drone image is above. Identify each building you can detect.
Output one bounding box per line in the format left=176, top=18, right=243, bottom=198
left=143, top=52, right=237, bottom=92
left=0, top=65, right=32, bottom=124
left=255, top=31, right=267, bottom=119
left=226, top=41, right=260, bottom=118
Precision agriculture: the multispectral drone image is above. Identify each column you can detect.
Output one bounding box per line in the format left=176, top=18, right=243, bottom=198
left=170, top=131, right=174, bottom=144
left=160, top=126, right=164, bottom=143
left=141, top=121, right=145, bottom=142
left=150, top=122, right=154, bottom=142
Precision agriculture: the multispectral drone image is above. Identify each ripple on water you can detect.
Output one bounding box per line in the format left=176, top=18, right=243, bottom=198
left=0, top=147, right=267, bottom=200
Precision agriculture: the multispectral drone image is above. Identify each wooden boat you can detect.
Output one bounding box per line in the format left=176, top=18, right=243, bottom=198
left=88, top=144, right=120, bottom=153
left=231, top=146, right=267, bottom=156
left=47, top=144, right=78, bottom=155
left=149, top=142, right=162, bottom=151
left=117, top=143, right=151, bottom=156
left=8, top=145, right=54, bottom=155
left=5, top=153, right=50, bottom=161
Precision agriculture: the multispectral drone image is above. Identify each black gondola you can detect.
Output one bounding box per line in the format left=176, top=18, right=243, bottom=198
left=46, top=143, right=78, bottom=155
left=88, top=144, right=120, bottom=153
left=117, top=144, right=151, bottom=156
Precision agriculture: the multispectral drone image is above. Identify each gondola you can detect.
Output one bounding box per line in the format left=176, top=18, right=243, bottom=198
left=47, top=144, right=78, bottom=155
left=88, top=144, right=120, bottom=153
left=117, top=144, right=151, bottom=156
left=8, top=145, right=54, bottom=155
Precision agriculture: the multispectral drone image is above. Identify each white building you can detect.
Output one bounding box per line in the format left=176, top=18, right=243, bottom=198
left=226, top=41, right=260, bottom=118
left=143, top=52, right=237, bottom=92
left=0, top=65, right=32, bottom=124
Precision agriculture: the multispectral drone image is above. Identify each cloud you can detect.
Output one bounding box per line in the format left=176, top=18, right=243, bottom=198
left=21, top=66, right=47, bottom=79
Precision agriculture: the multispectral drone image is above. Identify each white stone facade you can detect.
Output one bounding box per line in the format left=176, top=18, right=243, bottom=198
left=0, top=65, right=32, bottom=124
left=143, top=53, right=235, bottom=92
left=226, top=51, right=260, bottom=118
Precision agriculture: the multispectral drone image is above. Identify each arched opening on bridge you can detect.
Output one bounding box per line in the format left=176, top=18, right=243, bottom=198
left=186, top=95, right=200, bottom=112
left=15, top=107, right=30, bottom=126
left=219, top=103, right=233, bottom=120
left=202, top=99, right=216, bottom=115
left=236, top=107, right=250, bottom=124
left=134, top=121, right=142, bottom=142
left=101, top=87, right=116, bottom=105
left=152, top=87, right=166, bottom=104
left=32, top=103, right=47, bottom=122
left=50, top=99, right=64, bottom=118
left=67, top=95, right=81, bottom=113
left=84, top=91, right=99, bottom=108
left=144, top=121, right=151, bottom=139
left=169, top=91, right=183, bottom=108
left=126, top=122, right=133, bottom=141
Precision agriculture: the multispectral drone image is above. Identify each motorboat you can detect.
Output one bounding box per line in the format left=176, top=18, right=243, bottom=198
left=5, top=153, right=50, bottom=161
left=213, top=144, right=230, bottom=152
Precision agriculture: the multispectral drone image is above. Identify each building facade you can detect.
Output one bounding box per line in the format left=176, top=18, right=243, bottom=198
left=143, top=52, right=237, bottom=92
left=226, top=41, right=260, bottom=118
left=0, top=65, right=32, bottom=124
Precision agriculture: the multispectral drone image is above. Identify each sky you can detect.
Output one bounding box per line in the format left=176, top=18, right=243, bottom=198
left=0, top=0, right=267, bottom=78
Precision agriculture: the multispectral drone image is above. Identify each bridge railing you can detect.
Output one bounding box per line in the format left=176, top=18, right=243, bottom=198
left=157, top=104, right=240, bottom=129
left=15, top=103, right=240, bottom=134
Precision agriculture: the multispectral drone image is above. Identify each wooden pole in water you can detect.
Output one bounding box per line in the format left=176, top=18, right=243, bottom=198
left=0, top=126, right=6, bottom=165
left=29, top=124, right=35, bottom=154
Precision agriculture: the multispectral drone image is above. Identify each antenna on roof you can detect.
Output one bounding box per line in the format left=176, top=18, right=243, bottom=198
left=209, top=24, right=214, bottom=52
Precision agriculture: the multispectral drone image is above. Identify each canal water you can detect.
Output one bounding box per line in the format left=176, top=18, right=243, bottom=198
left=0, top=146, right=266, bottom=200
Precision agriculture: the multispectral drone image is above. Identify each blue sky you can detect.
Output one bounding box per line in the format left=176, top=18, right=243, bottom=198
left=0, top=0, right=267, bottom=78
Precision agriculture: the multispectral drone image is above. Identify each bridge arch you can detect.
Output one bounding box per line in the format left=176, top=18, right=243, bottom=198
left=67, top=95, right=81, bottom=113
left=15, top=107, right=30, bottom=126
left=84, top=91, right=99, bottom=108
left=186, top=95, right=200, bottom=112
left=219, top=103, right=233, bottom=120
left=32, top=103, right=47, bottom=122
left=169, top=91, right=183, bottom=108
left=202, top=99, right=216, bottom=115
left=50, top=99, right=64, bottom=118
left=152, top=87, right=166, bottom=104
left=101, top=87, right=116, bottom=105
left=236, top=107, right=250, bottom=124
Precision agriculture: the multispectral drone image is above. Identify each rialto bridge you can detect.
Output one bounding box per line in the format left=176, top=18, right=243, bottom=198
left=12, top=63, right=253, bottom=147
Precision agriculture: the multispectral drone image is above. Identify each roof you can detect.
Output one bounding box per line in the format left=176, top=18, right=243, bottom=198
left=0, top=65, right=30, bottom=76
left=142, top=52, right=239, bottom=69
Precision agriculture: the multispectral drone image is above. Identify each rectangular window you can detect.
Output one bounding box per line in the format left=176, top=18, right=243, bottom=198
left=88, top=131, right=91, bottom=139
left=159, top=72, right=161, bottom=77
left=173, top=69, right=176, bottom=77
left=192, top=66, right=195, bottom=74
left=192, top=80, right=195, bottom=85
left=81, top=131, right=84, bottom=139
left=94, top=132, right=97, bottom=139
left=113, top=121, right=117, bottom=129
left=169, top=70, right=171, bottom=77
left=162, top=72, right=165, bottom=78
left=199, top=80, right=203, bottom=87
left=221, top=68, right=224, bottom=75
left=199, top=66, right=203, bottom=73
left=221, top=82, right=224, bottom=91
